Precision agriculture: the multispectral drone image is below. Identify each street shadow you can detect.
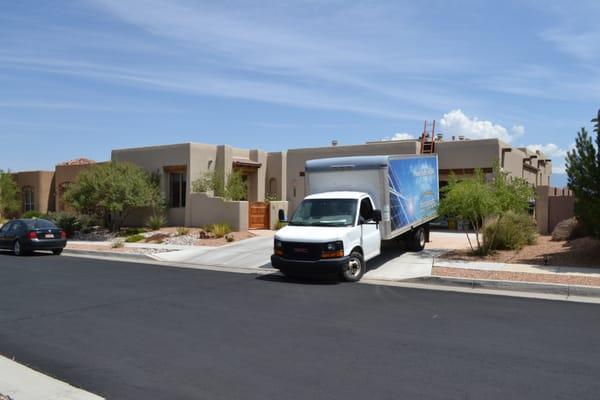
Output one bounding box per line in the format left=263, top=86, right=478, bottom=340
left=0, top=250, right=54, bottom=257
left=256, top=273, right=340, bottom=285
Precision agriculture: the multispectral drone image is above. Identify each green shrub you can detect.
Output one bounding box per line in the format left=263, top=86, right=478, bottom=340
left=22, top=210, right=42, bottom=219
left=146, top=214, right=166, bottom=231
left=209, top=222, right=232, bottom=238
left=118, top=227, right=145, bottom=237
left=77, top=214, right=97, bottom=234
left=125, top=233, right=145, bottom=243
left=176, top=226, right=190, bottom=236
left=44, top=212, right=80, bottom=237
left=483, top=211, right=537, bottom=251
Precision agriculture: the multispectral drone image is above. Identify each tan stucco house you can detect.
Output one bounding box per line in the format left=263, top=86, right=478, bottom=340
left=7, top=132, right=564, bottom=233
left=111, top=143, right=287, bottom=230
left=10, top=170, right=55, bottom=215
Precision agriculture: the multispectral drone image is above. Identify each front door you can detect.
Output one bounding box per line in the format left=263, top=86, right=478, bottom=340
left=249, top=202, right=269, bottom=229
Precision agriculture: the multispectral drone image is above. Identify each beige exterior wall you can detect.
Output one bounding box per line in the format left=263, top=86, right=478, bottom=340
left=11, top=171, right=55, bottom=215
left=535, top=186, right=575, bottom=234
left=286, top=140, right=420, bottom=213
left=112, top=143, right=193, bottom=226
left=266, top=151, right=287, bottom=200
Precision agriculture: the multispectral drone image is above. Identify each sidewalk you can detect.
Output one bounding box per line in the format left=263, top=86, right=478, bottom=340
left=0, top=356, right=103, bottom=400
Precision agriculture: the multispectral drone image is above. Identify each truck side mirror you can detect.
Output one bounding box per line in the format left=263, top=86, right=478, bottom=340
left=278, top=209, right=287, bottom=222
left=372, top=209, right=382, bottom=223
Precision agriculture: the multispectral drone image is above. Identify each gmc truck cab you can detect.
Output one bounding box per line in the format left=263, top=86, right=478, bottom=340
left=270, top=191, right=383, bottom=282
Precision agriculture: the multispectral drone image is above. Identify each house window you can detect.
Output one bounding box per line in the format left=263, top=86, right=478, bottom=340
left=169, top=172, right=186, bottom=208
left=22, top=187, right=35, bottom=212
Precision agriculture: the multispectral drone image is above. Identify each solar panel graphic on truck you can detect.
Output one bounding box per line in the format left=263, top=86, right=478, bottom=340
left=388, top=157, right=439, bottom=232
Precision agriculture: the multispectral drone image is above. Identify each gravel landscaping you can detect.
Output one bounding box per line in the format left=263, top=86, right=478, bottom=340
left=433, top=266, right=600, bottom=287
left=440, top=235, right=600, bottom=268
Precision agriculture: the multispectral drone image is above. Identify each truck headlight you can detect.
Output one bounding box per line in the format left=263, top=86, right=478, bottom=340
left=274, top=239, right=284, bottom=256
left=321, top=241, right=344, bottom=258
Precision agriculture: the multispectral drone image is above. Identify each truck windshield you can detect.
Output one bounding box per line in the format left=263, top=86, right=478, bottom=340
left=290, top=199, right=357, bottom=227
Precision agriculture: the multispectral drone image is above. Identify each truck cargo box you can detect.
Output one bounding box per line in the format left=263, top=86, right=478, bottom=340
left=305, top=154, right=439, bottom=240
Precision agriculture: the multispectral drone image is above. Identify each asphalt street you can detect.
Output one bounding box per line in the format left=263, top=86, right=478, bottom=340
left=1, top=252, right=599, bottom=399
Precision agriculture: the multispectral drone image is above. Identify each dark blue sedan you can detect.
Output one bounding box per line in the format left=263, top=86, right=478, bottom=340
left=0, top=219, right=67, bottom=256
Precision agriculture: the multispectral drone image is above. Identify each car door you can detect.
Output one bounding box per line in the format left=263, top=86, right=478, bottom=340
left=358, top=197, right=381, bottom=261
left=0, top=222, right=13, bottom=249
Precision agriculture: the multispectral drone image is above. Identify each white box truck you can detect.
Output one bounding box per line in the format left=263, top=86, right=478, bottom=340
left=271, top=154, right=439, bottom=281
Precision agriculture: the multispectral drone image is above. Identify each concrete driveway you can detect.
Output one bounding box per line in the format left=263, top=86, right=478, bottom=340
left=151, top=236, right=274, bottom=270
left=150, top=231, right=474, bottom=280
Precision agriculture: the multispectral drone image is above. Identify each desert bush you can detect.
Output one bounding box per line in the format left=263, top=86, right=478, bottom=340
left=112, top=239, right=125, bottom=248
left=125, top=233, right=145, bottom=243
left=44, top=212, right=80, bottom=237
left=176, top=226, right=190, bottom=236
left=64, top=161, right=163, bottom=231
left=77, top=214, right=98, bottom=234
left=208, top=222, right=232, bottom=238
left=483, top=211, right=537, bottom=251
left=118, top=227, right=145, bottom=237
left=225, top=233, right=235, bottom=242
left=146, top=214, right=166, bottom=231
left=22, top=210, right=42, bottom=219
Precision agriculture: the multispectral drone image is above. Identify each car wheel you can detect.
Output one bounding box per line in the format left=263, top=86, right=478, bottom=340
left=52, top=248, right=63, bottom=256
left=13, top=240, right=24, bottom=256
left=341, top=251, right=365, bottom=282
left=408, top=227, right=426, bottom=252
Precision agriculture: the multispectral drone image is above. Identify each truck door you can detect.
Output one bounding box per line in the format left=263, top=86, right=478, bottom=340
left=359, top=197, right=381, bottom=260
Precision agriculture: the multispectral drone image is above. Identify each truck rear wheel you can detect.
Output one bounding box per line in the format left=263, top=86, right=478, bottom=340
left=341, top=251, right=365, bottom=282
left=408, top=227, right=426, bottom=252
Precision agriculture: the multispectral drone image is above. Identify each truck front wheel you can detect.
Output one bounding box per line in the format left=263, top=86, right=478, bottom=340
left=408, top=227, right=426, bottom=252
left=341, top=251, right=365, bottom=282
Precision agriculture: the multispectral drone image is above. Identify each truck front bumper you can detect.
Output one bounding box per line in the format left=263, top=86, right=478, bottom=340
left=271, top=255, right=349, bottom=275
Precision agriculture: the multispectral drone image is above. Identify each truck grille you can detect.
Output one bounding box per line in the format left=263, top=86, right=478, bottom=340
left=282, top=242, right=322, bottom=261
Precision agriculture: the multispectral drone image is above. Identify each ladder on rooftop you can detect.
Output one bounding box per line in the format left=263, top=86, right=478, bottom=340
left=420, top=120, right=437, bottom=154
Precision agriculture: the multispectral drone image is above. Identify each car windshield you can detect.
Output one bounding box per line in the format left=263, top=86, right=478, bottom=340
left=24, top=219, right=57, bottom=229
left=290, top=199, right=357, bottom=227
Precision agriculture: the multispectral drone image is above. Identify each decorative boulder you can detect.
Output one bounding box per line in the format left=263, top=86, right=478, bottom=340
left=551, top=217, right=580, bottom=241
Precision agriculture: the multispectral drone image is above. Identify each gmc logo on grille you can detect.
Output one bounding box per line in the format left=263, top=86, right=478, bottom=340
left=293, top=247, right=309, bottom=254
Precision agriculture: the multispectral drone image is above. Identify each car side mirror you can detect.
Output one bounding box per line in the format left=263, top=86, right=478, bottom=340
left=278, top=209, right=287, bottom=222
left=372, top=209, right=382, bottom=223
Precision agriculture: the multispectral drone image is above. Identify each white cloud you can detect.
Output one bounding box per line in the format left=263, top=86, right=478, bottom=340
left=439, top=109, right=520, bottom=143
left=552, top=165, right=566, bottom=174
left=526, top=143, right=569, bottom=158
left=387, top=132, right=415, bottom=141
left=511, top=125, right=525, bottom=136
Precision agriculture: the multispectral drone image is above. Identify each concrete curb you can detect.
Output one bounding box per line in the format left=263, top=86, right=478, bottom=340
left=0, top=355, right=104, bottom=400
left=63, top=248, right=154, bottom=262
left=409, top=276, right=600, bottom=298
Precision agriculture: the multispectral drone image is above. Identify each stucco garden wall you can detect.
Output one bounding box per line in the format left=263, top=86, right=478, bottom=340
left=187, top=192, right=248, bottom=231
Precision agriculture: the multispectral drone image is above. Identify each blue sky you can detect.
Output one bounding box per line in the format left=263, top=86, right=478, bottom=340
left=2, top=1, right=599, bottom=186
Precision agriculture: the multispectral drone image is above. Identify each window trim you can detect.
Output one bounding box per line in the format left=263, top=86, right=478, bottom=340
left=169, top=171, right=187, bottom=208
left=22, top=186, right=35, bottom=212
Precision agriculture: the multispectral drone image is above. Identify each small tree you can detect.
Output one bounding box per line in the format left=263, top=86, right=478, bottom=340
left=192, top=169, right=247, bottom=201
left=0, top=170, right=19, bottom=219
left=438, top=165, right=533, bottom=255
left=566, top=110, right=600, bottom=238
left=64, top=161, right=163, bottom=230
left=438, top=170, right=496, bottom=253
left=225, top=170, right=247, bottom=201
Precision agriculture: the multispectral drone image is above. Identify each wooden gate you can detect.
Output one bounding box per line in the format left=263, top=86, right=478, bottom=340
left=249, top=202, right=270, bottom=229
